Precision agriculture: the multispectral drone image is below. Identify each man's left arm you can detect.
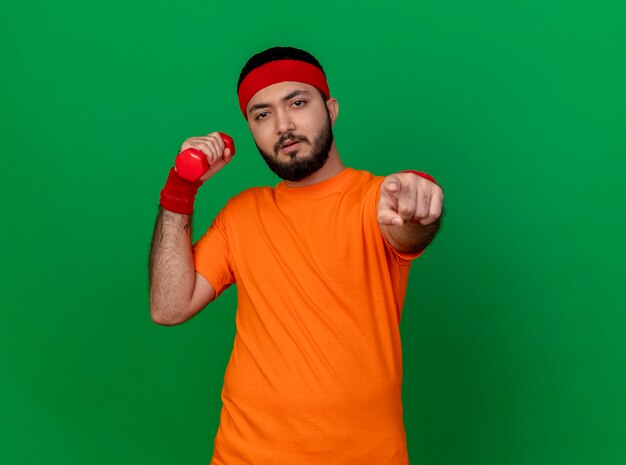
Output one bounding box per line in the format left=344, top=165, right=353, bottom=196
left=377, top=172, right=445, bottom=254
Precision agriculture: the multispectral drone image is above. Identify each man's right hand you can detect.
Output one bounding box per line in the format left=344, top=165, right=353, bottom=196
left=177, top=132, right=235, bottom=182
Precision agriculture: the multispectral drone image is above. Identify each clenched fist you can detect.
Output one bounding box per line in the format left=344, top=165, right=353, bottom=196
left=377, top=172, right=444, bottom=227
left=177, top=132, right=234, bottom=182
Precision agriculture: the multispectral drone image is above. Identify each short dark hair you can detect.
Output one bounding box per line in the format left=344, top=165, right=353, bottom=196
left=237, top=46, right=326, bottom=92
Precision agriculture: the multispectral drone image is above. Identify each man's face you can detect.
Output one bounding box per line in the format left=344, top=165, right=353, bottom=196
left=246, top=81, right=335, bottom=182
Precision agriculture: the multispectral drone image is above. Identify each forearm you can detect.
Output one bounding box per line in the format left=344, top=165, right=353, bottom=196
left=149, top=207, right=196, bottom=324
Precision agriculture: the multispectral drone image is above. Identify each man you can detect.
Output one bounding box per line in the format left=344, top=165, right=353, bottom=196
left=149, top=46, right=444, bottom=465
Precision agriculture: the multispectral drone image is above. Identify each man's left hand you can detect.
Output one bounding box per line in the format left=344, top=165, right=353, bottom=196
left=377, top=172, right=444, bottom=227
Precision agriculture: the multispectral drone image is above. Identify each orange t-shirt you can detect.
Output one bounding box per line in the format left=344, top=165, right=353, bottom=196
left=193, top=167, right=424, bottom=465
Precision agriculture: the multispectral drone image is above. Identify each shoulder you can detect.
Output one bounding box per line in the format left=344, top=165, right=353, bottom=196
left=350, top=167, right=383, bottom=182
left=347, top=168, right=385, bottom=197
left=347, top=167, right=376, bottom=180
left=222, top=185, right=274, bottom=213
left=231, top=185, right=272, bottom=201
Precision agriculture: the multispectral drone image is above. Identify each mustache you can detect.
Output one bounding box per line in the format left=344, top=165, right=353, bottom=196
left=274, top=133, right=309, bottom=153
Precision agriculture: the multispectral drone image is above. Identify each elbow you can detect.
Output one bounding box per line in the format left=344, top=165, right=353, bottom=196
left=151, top=314, right=181, bottom=327
left=150, top=304, right=188, bottom=326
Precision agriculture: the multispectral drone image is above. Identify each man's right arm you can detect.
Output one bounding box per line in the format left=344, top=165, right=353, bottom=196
left=149, top=207, right=216, bottom=326
left=148, top=132, right=234, bottom=326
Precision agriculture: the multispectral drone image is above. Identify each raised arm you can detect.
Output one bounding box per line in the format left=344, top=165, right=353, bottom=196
left=148, top=132, right=234, bottom=325
left=149, top=208, right=216, bottom=325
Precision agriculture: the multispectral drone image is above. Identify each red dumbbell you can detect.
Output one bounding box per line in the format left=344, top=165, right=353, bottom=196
left=175, top=132, right=236, bottom=181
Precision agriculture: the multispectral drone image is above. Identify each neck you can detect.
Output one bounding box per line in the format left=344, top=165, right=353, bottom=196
left=282, top=143, right=345, bottom=188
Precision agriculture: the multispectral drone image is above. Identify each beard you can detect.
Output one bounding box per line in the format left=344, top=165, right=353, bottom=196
left=255, top=112, right=334, bottom=182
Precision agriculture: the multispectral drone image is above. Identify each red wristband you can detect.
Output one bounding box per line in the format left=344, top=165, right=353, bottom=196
left=401, top=170, right=439, bottom=186
left=159, top=167, right=203, bottom=214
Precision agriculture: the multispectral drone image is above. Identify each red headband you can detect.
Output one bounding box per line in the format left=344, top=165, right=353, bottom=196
left=237, top=59, right=330, bottom=119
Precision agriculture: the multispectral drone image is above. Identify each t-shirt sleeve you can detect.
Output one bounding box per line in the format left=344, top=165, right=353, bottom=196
left=192, top=202, right=236, bottom=298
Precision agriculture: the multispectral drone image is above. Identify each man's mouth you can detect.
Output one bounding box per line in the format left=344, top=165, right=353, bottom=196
left=275, top=134, right=308, bottom=154
left=280, top=140, right=302, bottom=154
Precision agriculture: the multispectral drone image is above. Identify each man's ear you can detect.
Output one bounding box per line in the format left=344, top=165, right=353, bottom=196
left=326, top=97, right=339, bottom=126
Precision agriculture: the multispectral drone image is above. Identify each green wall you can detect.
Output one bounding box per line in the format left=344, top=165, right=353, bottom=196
left=2, top=0, right=625, bottom=464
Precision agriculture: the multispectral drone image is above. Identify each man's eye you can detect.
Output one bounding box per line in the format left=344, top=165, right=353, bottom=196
left=256, top=111, right=269, bottom=120
left=292, top=100, right=305, bottom=107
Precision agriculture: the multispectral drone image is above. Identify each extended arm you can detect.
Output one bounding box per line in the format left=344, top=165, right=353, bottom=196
left=377, top=172, right=444, bottom=254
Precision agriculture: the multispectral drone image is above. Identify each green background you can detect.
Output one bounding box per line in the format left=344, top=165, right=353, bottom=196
left=2, top=0, right=625, bottom=463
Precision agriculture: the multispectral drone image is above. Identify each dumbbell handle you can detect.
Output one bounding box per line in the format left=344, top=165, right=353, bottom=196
left=175, top=132, right=235, bottom=181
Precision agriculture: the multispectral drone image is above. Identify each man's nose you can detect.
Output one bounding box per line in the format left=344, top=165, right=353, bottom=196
left=275, top=109, right=295, bottom=134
